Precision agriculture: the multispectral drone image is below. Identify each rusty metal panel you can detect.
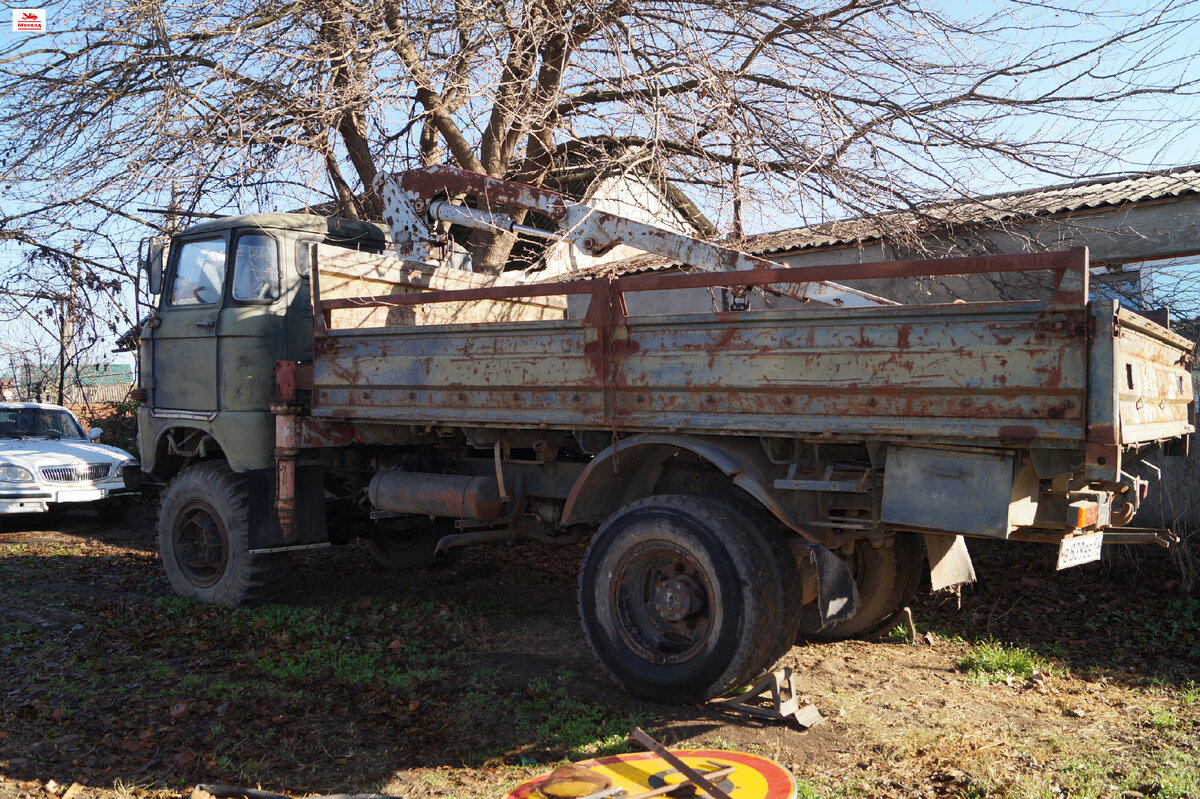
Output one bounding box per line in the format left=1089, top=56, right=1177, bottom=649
left=1114, top=306, right=1195, bottom=444
left=312, top=302, right=1090, bottom=444
left=597, top=303, right=1087, bottom=441
left=881, top=446, right=1015, bottom=537
left=307, top=245, right=1191, bottom=455
left=1086, top=302, right=1122, bottom=482
left=313, top=318, right=603, bottom=427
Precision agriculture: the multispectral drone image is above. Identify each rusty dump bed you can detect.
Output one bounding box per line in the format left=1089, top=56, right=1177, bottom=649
left=309, top=248, right=1195, bottom=455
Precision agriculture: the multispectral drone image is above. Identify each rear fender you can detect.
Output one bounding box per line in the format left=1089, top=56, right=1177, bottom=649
left=561, top=434, right=820, bottom=543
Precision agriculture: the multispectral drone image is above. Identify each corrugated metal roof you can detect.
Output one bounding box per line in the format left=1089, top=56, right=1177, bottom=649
left=539, top=253, right=679, bottom=283
left=744, top=163, right=1200, bottom=255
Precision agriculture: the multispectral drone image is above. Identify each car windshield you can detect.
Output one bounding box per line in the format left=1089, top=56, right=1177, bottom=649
left=0, top=408, right=87, bottom=440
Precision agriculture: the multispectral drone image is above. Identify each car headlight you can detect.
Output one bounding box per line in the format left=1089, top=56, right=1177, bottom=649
left=0, top=465, right=35, bottom=482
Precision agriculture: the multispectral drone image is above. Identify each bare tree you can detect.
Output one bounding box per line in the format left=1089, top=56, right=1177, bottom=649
left=1, top=0, right=1198, bottom=329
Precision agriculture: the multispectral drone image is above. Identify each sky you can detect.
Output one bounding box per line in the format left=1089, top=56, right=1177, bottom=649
left=2, top=0, right=1200, bottom=368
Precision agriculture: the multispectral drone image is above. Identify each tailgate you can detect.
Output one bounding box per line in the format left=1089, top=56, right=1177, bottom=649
left=1115, top=306, right=1195, bottom=444
left=1088, top=301, right=1194, bottom=475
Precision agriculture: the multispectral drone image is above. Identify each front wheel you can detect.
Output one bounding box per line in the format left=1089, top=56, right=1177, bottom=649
left=157, top=461, right=287, bottom=607
left=578, top=495, right=801, bottom=703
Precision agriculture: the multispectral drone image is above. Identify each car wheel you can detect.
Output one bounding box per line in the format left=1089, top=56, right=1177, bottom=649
left=578, top=495, right=801, bottom=703
left=158, top=461, right=288, bottom=606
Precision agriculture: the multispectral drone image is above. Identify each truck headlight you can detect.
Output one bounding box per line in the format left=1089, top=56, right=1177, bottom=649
left=0, top=465, right=34, bottom=482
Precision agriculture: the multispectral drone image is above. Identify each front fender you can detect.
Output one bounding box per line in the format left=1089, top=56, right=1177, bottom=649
left=138, top=408, right=275, bottom=475
left=561, top=434, right=818, bottom=543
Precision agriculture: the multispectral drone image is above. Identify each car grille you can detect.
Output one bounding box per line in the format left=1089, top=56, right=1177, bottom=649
left=40, top=463, right=112, bottom=483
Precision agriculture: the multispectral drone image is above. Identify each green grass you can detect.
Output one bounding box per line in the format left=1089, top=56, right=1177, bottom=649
left=1083, top=598, right=1200, bottom=655
left=148, top=594, right=473, bottom=691
left=793, top=778, right=822, bottom=799
left=957, top=640, right=1045, bottom=685
left=512, top=670, right=650, bottom=759
left=1054, top=749, right=1200, bottom=799
left=3, top=590, right=490, bottom=763
left=458, top=669, right=650, bottom=761
left=1179, top=683, right=1199, bottom=706
left=1149, top=707, right=1183, bottom=731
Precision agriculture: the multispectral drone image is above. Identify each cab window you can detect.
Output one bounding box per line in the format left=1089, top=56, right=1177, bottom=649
left=169, top=239, right=226, bottom=306
left=232, top=234, right=280, bottom=302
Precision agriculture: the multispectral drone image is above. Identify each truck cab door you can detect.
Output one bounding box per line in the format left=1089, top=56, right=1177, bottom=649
left=151, top=236, right=227, bottom=412
left=217, top=232, right=287, bottom=411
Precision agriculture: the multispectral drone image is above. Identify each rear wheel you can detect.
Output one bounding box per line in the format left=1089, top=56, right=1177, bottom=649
left=158, top=461, right=288, bottom=607
left=578, top=495, right=801, bottom=703
left=800, top=532, right=923, bottom=639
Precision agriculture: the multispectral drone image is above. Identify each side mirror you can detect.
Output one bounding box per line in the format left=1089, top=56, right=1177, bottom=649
left=88, top=427, right=103, bottom=441
left=139, top=236, right=166, bottom=295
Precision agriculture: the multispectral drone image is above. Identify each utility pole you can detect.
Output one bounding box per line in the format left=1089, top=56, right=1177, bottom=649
left=57, top=241, right=81, bottom=405
left=168, top=181, right=180, bottom=235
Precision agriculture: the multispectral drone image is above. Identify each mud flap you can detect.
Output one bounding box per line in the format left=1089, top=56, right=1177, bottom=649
left=810, top=543, right=860, bottom=629
left=924, top=533, right=976, bottom=591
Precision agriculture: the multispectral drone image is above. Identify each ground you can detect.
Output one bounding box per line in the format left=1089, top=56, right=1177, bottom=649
left=0, top=503, right=1197, bottom=799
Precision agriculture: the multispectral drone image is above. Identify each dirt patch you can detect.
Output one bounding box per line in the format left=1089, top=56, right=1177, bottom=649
left=1, top=506, right=1197, bottom=799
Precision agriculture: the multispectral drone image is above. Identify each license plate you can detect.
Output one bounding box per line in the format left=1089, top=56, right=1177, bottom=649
left=56, top=489, right=105, bottom=503
left=1057, top=532, right=1104, bottom=570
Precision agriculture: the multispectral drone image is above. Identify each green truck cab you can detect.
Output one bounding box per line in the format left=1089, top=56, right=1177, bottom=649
left=136, top=215, right=385, bottom=586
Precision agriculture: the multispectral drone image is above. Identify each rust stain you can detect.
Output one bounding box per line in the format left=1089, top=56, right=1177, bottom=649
left=710, top=328, right=738, bottom=352
left=299, top=418, right=365, bottom=447
left=999, top=425, right=1039, bottom=442
left=1089, top=424, right=1119, bottom=446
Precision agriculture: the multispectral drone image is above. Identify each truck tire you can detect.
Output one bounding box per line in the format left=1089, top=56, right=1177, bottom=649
left=799, top=532, right=923, bottom=639
left=578, top=495, right=801, bottom=703
left=158, top=461, right=287, bottom=607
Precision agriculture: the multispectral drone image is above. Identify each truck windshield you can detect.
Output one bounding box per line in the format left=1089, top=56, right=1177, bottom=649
left=0, top=408, right=86, bottom=439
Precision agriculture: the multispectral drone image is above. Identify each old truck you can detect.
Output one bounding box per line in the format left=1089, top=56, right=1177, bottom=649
left=133, top=166, right=1195, bottom=702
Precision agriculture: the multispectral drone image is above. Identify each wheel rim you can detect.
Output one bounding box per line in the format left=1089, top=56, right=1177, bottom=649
left=172, top=501, right=229, bottom=588
left=610, top=541, right=715, bottom=665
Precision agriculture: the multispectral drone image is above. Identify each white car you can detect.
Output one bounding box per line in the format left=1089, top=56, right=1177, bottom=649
left=0, top=402, right=138, bottom=521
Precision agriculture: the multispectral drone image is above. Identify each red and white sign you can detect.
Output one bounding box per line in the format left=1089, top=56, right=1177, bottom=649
left=506, top=750, right=797, bottom=799
left=12, top=9, right=46, bottom=32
